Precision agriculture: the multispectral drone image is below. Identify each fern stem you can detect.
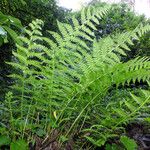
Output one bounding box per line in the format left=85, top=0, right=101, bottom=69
left=7, top=93, right=14, bottom=131
left=65, top=89, right=107, bottom=137
left=59, top=89, right=107, bottom=148
left=57, top=71, right=111, bottom=123
left=22, top=101, right=33, bottom=139
left=21, top=80, right=25, bottom=121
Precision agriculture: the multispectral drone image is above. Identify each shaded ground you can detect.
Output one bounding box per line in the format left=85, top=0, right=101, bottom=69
left=126, top=123, right=150, bottom=150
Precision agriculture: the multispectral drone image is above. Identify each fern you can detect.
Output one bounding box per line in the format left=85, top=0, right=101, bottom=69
left=84, top=89, right=150, bottom=147
left=3, top=4, right=150, bottom=148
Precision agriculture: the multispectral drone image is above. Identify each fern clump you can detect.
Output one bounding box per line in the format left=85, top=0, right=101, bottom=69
left=1, top=4, right=150, bottom=149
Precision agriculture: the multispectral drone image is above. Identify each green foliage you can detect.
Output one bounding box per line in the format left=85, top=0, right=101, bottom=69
left=0, top=12, right=23, bottom=101
left=0, top=0, right=26, bottom=14
left=0, top=0, right=69, bottom=31
left=10, top=139, right=28, bottom=150
left=0, top=11, right=22, bottom=46
left=88, top=2, right=148, bottom=35
left=1, top=4, right=150, bottom=149
left=0, top=135, right=11, bottom=147
left=84, top=89, right=150, bottom=147
left=0, top=135, right=28, bottom=149
left=105, top=144, right=121, bottom=150
left=0, top=0, right=69, bottom=102
left=105, top=136, right=137, bottom=150
left=85, top=1, right=150, bottom=59
left=120, top=136, right=137, bottom=150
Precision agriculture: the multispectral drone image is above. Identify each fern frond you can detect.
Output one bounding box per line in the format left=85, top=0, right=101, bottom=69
left=6, top=5, right=150, bottom=148
left=112, top=57, right=150, bottom=86
left=84, top=89, right=150, bottom=147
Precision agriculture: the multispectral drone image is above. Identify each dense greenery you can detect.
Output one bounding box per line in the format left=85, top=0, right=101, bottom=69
left=0, top=11, right=22, bottom=46
left=0, top=0, right=68, bottom=30
left=0, top=11, right=23, bottom=101
left=74, top=1, right=150, bottom=59
left=0, top=3, right=150, bottom=149
left=0, top=0, right=69, bottom=101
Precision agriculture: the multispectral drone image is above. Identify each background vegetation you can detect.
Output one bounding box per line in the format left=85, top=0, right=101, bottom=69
left=0, top=0, right=69, bottom=100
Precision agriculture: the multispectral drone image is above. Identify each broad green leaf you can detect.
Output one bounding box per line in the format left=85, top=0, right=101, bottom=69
left=10, top=139, right=28, bottom=150
left=0, top=135, right=11, bottom=147
left=120, top=136, right=137, bottom=150
left=3, top=26, right=20, bottom=44
left=8, top=16, right=23, bottom=28
left=0, top=12, right=9, bottom=24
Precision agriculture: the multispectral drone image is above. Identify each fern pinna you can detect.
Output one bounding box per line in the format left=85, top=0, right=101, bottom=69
left=3, top=4, right=150, bottom=148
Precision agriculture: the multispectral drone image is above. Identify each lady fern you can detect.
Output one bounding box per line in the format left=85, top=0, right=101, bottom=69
left=84, top=89, right=150, bottom=147
left=2, top=4, right=150, bottom=148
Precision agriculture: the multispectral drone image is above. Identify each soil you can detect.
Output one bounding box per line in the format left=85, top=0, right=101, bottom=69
left=126, top=123, right=150, bottom=150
